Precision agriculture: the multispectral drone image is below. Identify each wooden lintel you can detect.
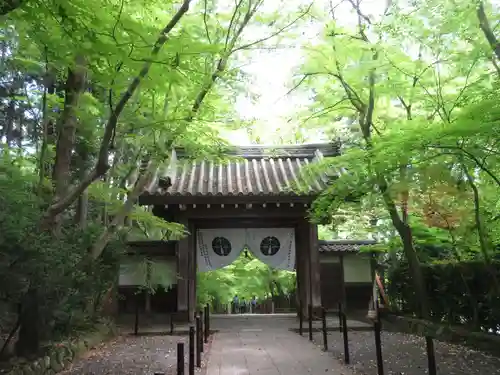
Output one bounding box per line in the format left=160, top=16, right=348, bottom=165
left=175, top=204, right=308, bottom=219
left=126, top=240, right=177, bottom=257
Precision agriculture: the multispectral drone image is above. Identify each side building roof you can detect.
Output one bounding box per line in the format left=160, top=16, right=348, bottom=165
left=318, top=239, right=377, bottom=253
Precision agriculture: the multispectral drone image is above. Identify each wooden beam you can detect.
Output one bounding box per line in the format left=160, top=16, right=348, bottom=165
left=194, top=218, right=300, bottom=229
left=139, top=193, right=317, bottom=206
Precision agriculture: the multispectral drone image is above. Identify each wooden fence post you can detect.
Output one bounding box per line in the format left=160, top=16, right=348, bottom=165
left=196, top=316, right=202, bottom=368
left=342, top=311, right=350, bottom=364
left=189, top=326, right=195, bottom=375
left=374, top=319, right=384, bottom=375
left=199, top=311, right=204, bottom=353
left=298, top=299, right=303, bottom=336
left=134, top=293, right=140, bottom=336
left=338, top=301, right=342, bottom=332
left=321, top=307, right=328, bottom=351
left=426, top=336, right=437, bottom=375
left=308, top=304, right=313, bottom=341
left=176, top=342, right=184, bottom=375
left=204, top=305, right=209, bottom=343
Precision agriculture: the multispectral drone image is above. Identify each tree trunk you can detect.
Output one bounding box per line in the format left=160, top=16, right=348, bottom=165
left=5, top=99, right=15, bottom=146
left=477, top=1, right=500, bottom=61
left=74, top=142, right=90, bottom=227
left=461, top=162, right=490, bottom=262
left=52, top=55, right=87, bottom=201
left=0, top=0, right=23, bottom=15
left=16, top=288, right=40, bottom=356
left=75, top=189, right=88, bottom=228
left=378, top=175, right=430, bottom=318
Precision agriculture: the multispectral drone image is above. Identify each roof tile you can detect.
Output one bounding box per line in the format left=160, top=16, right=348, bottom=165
left=143, top=143, right=341, bottom=198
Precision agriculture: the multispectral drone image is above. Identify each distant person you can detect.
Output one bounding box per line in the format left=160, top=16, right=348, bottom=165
left=240, top=298, right=246, bottom=314
left=232, top=295, right=239, bottom=314
left=251, top=296, right=257, bottom=313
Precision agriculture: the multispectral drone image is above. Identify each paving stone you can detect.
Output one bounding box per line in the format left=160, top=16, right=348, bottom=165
left=206, top=315, right=355, bottom=375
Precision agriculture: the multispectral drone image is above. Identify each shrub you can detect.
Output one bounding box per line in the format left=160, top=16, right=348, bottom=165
left=388, top=260, right=500, bottom=332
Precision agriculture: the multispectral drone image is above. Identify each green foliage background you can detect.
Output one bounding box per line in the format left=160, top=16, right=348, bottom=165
left=197, top=251, right=296, bottom=308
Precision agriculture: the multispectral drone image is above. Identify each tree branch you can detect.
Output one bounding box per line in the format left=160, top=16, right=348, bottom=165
left=41, top=0, right=191, bottom=225
left=232, top=2, right=313, bottom=53
left=90, top=160, right=159, bottom=259
left=428, top=144, right=500, bottom=187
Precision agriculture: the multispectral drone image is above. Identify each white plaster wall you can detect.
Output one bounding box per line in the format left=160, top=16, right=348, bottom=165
left=343, top=254, right=372, bottom=283
left=119, top=258, right=176, bottom=286
left=119, top=260, right=145, bottom=286
left=319, top=255, right=340, bottom=263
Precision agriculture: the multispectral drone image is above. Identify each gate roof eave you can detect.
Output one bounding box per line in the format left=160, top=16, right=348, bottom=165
left=138, top=192, right=320, bottom=206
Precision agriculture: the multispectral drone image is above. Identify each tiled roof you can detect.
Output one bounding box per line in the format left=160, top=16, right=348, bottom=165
left=318, top=240, right=377, bottom=253
left=142, top=143, right=341, bottom=198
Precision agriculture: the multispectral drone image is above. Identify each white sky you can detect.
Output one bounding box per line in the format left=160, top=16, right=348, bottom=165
left=224, top=0, right=384, bottom=145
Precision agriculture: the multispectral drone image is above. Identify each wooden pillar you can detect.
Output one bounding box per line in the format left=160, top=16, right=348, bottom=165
left=340, top=253, right=346, bottom=309
left=308, top=222, right=322, bottom=314
left=188, top=221, right=197, bottom=322
left=177, top=219, right=190, bottom=320
left=304, top=234, right=312, bottom=315
left=370, top=251, right=377, bottom=310
left=295, top=222, right=308, bottom=317
left=145, top=292, right=151, bottom=313
left=297, top=220, right=322, bottom=317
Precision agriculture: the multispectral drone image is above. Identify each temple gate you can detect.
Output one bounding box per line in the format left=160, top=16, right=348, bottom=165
left=119, top=143, right=376, bottom=322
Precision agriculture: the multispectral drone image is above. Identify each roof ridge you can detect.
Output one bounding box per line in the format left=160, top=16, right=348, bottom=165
left=174, top=142, right=341, bottom=159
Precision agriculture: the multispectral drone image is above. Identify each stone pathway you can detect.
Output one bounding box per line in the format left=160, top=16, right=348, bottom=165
left=206, top=314, right=355, bottom=375
left=48, top=313, right=500, bottom=375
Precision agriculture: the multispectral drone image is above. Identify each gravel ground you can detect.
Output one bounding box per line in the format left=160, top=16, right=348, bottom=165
left=61, top=334, right=209, bottom=375
left=312, top=329, right=500, bottom=375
